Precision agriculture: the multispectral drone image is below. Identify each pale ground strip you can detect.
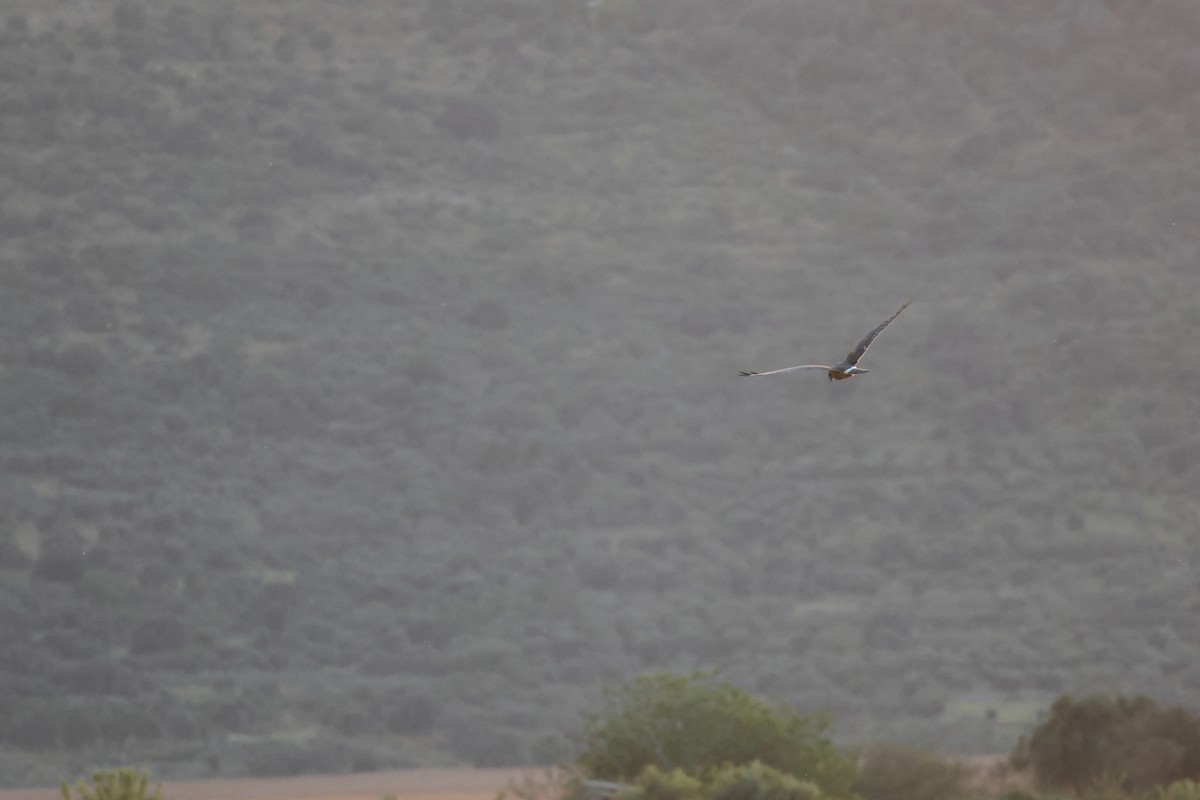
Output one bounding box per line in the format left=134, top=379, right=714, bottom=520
left=5, top=759, right=1018, bottom=800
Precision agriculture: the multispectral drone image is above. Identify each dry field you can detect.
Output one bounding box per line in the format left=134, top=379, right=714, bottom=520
left=1, top=767, right=531, bottom=800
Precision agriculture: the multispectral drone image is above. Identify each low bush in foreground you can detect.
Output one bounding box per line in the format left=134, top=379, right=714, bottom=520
left=851, top=741, right=966, bottom=800
left=60, top=767, right=161, bottom=800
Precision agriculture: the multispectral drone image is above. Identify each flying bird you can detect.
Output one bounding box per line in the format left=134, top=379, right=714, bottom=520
left=740, top=300, right=912, bottom=381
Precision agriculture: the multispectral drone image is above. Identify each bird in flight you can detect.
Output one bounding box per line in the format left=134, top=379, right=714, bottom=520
left=740, top=300, right=912, bottom=381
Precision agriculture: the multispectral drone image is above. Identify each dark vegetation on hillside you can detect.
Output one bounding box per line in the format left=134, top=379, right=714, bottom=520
left=1, top=0, right=1198, bottom=787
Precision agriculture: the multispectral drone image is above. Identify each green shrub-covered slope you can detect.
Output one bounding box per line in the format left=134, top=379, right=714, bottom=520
left=1, top=0, right=1197, bottom=787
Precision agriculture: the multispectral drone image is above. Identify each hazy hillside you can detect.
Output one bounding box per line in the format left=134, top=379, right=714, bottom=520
left=1, top=0, right=1198, bottom=787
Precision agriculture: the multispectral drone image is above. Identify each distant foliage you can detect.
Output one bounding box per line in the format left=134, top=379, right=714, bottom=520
left=449, top=721, right=527, bottom=766
left=577, top=673, right=855, bottom=799
left=591, top=0, right=654, bottom=33
left=128, top=616, right=189, bottom=655
left=436, top=96, right=502, bottom=140
left=0, top=537, right=31, bottom=569
left=1012, top=693, right=1200, bottom=794
left=465, top=298, right=510, bottom=330
left=111, top=2, right=148, bottom=33
left=33, top=551, right=88, bottom=584
left=5, top=13, right=29, bottom=36
left=60, top=768, right=161, bottom=800
left=52, top=344, right=106, bottom=378
left=383, top=691, right=439, bottom=735
left=851, top=742, right=967, bottom=800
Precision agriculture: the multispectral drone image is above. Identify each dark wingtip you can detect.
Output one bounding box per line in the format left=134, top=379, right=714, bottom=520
left=739, top=371, right=757, bottom=377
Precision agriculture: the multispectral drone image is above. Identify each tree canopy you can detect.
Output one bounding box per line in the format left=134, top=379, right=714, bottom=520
left=577, top=673, right=856, bottom=800
left=1012, top=693, right=1200, bottom=794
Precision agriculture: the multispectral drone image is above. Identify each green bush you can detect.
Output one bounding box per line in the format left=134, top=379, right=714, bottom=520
left=61, top=768, right=162, bottom=800
left=706, top=762, right=824, bottom=800
left=622, top=765, right=704, bottom=800
left=577, top=673, right=855, bottom=799
left=851, top=742, right=966, bottom=800
left=621, top=763, right=823, bottom=800
left=1159, top=780, right=1200, bottom=800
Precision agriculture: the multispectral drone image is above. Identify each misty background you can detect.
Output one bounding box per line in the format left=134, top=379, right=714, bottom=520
left=1, top=0, right=1198, bottom=788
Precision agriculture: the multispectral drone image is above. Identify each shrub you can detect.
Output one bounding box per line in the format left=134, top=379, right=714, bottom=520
left=53, top=344, right=106, bottom=378
left=620, top=762, right=825, bottom=800
left=61, top=768, right=162, bottom=800
left=6, top=14, right=29, bottom=36
left=577, top=673, right=855, bottom=799
left=465, top=298, right=510, bottom=330
left=436, top=96, right=501, bottom=140
left=111, top=2, right=148, bottom=33
left=1012, top=693, right=1200, bottom=794
left=449, top=721, right=527, bottom=766
left=592, top=0, right=654, bottom=33
left=238, top=735, right=357, bottom=776
left=33, top=551, right=88, bottom=583
left=158, top=117, right=216, bottom=158
left=1159, top=780, right=1200, bottom=800
left=707, top=762, right=824, bottom=800
left=0, top=537, right=31, bottom=569
left=622, top=766, right=704, bottom=800
left=384, top=691, right=439, bottom=734
left=851, top=742, right=966, bottom=800
left=1081, top=776, right=1138, bottom=800
left=129, top=616, right=189, bottom=655
left=498, top=768, right=577, bottom=800
left=423, top=0, right=464, bottom=42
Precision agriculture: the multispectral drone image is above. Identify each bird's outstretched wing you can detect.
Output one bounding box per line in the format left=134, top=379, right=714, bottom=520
left=842, top=300, right=912, bottom=366
left=739, top=365, right=832, bottom=377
